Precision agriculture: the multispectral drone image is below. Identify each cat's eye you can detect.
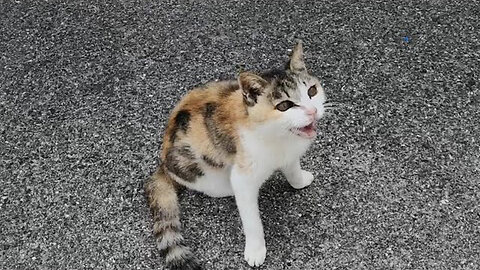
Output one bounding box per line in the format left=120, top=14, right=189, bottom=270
left=308, top=85, right=317, bottom=98
left=275, top=100, right=296, bottom=112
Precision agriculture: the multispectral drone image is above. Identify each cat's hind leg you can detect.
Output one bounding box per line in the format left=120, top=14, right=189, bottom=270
left=195, top=167, right=234, bottom=197
left=281, top=159, right=314, bottom=189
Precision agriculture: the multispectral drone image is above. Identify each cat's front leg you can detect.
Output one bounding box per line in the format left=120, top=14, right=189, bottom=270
left=281, top=159, right=314, bottom=189
left=230, top=165, right=266, bottom=267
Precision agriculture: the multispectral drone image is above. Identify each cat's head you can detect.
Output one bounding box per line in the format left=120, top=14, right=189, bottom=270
left=239, top=40, right=326, bottom=139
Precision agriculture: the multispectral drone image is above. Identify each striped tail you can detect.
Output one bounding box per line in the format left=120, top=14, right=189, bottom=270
left=145, top=167, right=201, bottom=270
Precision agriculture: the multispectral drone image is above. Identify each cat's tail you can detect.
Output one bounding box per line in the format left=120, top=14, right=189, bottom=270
left=145, top=166, right=201, bottom=270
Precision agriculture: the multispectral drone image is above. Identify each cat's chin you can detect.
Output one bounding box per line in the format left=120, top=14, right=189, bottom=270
left=290, top=122, right=317, bottom=139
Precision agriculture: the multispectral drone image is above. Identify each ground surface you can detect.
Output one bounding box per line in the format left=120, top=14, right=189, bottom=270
left=1, top=0, right=479, bottom=269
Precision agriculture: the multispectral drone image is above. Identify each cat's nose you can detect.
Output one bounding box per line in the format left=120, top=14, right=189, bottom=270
left=306, top=107, right=317, bottom=116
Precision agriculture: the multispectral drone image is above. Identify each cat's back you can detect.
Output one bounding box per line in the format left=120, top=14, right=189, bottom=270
left=161, top=80, right=246, bottom=160
left=176, top=80, right=241, bottom=111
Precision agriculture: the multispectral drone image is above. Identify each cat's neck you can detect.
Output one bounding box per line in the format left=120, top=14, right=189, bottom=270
left=238, top=125, right=312, bottom=169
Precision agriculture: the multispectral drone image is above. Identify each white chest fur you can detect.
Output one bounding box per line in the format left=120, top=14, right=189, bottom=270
left=238, top=126, right=312, bottom=179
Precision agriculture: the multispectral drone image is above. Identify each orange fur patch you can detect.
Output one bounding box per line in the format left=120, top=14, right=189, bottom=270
left=160, top=80, right=280, bottom=180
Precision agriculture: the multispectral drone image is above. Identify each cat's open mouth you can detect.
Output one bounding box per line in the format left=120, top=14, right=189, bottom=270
left=290, top=122, right=317, bottom=139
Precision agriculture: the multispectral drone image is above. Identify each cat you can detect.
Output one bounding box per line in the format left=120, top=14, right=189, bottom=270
left=145, top=40, right=327, bottom=269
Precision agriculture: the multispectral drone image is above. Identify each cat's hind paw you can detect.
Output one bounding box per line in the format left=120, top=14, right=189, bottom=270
left=244, top=243, right=266, bottom=267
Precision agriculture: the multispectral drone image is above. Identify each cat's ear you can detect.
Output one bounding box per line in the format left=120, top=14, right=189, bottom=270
left=238, top=72, right=268, bottom=106
left=288, top=39, right=307, bottom=73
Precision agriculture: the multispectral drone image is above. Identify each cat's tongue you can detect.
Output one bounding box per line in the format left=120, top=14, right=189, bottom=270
left=298, top=122, right=317, bottom=138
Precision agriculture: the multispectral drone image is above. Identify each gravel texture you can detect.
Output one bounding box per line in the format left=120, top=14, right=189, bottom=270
left=1, top=1, right=479, bottom=269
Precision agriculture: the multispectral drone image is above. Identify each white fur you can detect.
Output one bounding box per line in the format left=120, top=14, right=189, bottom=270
left=281, top=160, right=314, bottom=189
left=169, top=165, right=234, bottom=197
left=229, top=124, right=314, bottom=267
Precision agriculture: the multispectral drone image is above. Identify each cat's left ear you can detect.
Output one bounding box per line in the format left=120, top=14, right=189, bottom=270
left=288, top=39, right=307, bottom=73
left=239, top=72, right=268, bottom=106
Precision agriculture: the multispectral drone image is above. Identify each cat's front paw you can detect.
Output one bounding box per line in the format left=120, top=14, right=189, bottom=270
left=290, top=170, right=314, bottom=189
left=244, top=242, right=266, bottom=267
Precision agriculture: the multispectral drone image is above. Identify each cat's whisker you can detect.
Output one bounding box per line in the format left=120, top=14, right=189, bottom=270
left=323, top=101, right=343, bottom=108
left=322, top=102, right=346, bottom=113
left=323, top=106, right=340, bottom=111
left=323, top=112, right=336, bottom=118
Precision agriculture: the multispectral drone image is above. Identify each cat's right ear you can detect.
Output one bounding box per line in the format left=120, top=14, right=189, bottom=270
left=238, top=72, right=268, bottom=106
left=288, top=39, right=307, bottom=73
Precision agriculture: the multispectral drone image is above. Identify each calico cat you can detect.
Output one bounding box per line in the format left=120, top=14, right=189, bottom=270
left=145, top=40, right=327, bottom=269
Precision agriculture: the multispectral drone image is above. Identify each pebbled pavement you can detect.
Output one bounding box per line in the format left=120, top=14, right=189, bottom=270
left=1, top=1, right=479, bottom=269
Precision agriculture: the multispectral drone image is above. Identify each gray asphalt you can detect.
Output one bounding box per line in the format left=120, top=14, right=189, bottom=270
left=1, top=1, right=479, bottom=269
